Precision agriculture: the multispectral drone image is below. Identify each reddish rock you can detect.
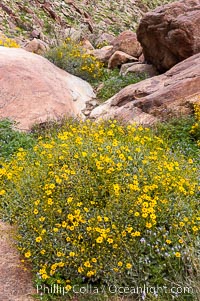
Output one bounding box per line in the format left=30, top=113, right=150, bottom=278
left=121, top=63, right=158, bottom=77
left=0, top=47, right=95, bottom=130
left=94, top=32, right=115, bottom=47
left=108, top=51, right=138, bottom=69
left=80, top=39, right=94, bottom=51
left=138, top=53, right=145, bottom=63
left=23, top=38, right=49, bottom=54
left=90, top=53, right=200, bottom=125
left=30, top=29, right=41, bottom=39
left=91, top=46, right=114, bottom=63
left=137, top=0, right=200, bottom=72
left=111, top=30, right=142, bottom=58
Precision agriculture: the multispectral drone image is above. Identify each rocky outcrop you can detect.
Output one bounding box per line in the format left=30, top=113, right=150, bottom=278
left=90, top=53, right=200, bottom=125
left=137, top=0, right=200, bottom=72
left=0, top=47, right=95, bottom=130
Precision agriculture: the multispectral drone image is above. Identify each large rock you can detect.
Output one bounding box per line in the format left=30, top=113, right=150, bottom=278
left=90, top=53, right=200, bottom=125
left=137, top=0, right=200, bottom=72
left=0, top=47, right=95, bottom=130
left=111, top=30, right=142, bottom=58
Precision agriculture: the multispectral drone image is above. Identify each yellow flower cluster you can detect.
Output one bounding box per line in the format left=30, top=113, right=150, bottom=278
left=190, top=102, right=200, bottom=146
left=194, top=102, right=200, bottom=121
left=45, top=38, right=104, bottom=82
left=0, top=119, right=199, bottom=289
left=0, top=35, right=19, bottom=48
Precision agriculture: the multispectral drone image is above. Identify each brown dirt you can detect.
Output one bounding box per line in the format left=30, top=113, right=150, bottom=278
left=0, top=221, right=36, bottom=301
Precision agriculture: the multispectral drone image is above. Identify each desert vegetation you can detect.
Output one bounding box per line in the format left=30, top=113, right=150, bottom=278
left=0, top=104, right=199, bottom=301
left=0, top=1, right=199, bottom=301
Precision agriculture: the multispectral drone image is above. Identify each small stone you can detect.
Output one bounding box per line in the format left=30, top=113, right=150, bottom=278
left=123, top=63, right=158, bottom=77
left=89, top=99, right=98, bottom=107
left=31, top=29, right=40, bottom=39
left=23, top=38, right=49, bottom=54
left=90, top=46, right=114, bottom=63
left=83, top=110, right=91, bottom=116
left=108, top=50, right=138, bottom=69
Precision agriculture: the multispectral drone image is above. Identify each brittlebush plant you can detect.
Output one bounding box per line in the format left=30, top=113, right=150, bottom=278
left=45, top=38, right=104, bottom=83
left=0, top=35, right=19, bottom=48
left=0, top=120, right=199, bottom=300
left=190, top=103, right=200, bottom=147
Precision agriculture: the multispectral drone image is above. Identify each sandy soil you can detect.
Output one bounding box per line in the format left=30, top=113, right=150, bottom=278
left=0, top=221, right=36, bottom=301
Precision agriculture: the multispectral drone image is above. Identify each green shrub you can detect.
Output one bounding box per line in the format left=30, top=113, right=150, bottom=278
left=1, top=119, right=199, bottom=300
left=153, top=103, right=200, bottom=159
left=0, top=119, right=35, bottom=160
left=96, top=70, right=147, bottom=101
left=153, top=116, right=200, bottom=160
left=45, top=38, right=104, bottom=83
